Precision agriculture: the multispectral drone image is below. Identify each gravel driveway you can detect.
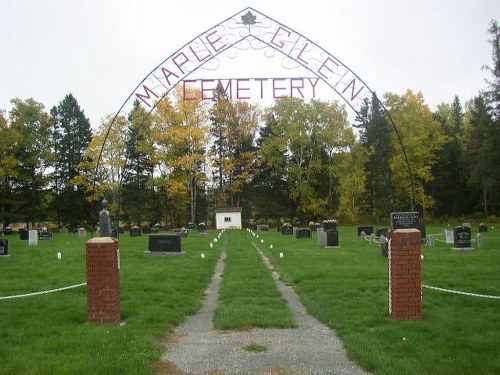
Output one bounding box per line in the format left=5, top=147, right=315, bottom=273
left=160, top=243, right=370, bottom=375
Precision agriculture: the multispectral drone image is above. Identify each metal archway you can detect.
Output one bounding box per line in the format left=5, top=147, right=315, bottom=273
left=94, top=7, right=415, bottom=225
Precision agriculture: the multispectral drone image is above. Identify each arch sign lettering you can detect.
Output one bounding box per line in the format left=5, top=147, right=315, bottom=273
left=97, top=7, right=415, bottom=207
left=132, top=7, right=370, bottom=114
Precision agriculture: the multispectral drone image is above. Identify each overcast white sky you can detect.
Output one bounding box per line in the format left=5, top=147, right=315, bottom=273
left=1, top=0, right=498, bottom=127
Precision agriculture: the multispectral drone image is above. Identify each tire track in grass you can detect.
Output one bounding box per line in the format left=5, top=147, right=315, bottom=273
left=213, top=230, right=295, bottom=330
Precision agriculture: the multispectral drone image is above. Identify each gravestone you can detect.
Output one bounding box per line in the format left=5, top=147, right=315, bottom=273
left=391, top=211, right=420, bottom=230
left=317, top=228, right=327, bottom=246
left=59, top=228, right=68, bottom=234
left=0, top=239, right=8, bottom=256
left=19, top=228, right=29, bottom=240
left=357, top=226, right=373, bottom=236
left=326, top=229, right=339, bottom=247
left=38, top=230, right=52, bottom=240
left=2, top=226, right=12, bottom=235
left=130, top=226, right=141, bottom=237
left=172, top=228, right=188, bottom=238
left=444, top=229, right=454, bottom=244
left=476, top=233, right=483, bottom=247
left=281, top=226, right=293, bottom=235
left=322, top=221, right=337, bottom=231
left=99, top=200, right=111, bottom=237
left=145, top=234, right=185, bottom=256
left=377, top=228, right=389, bottom=238
left=452, top=226, right=473, bottom=251
left=479, top=223, right=488, bottom=232
left=462, top=222, right=471, bottom=228
left=256, top=224, right=269, bottom=231
left=186, top=222, right=195, bottom=231
left=142, top=226, right=151, bottom=234
left=426, top=234, right=436, bottom=247
left=77, top=228, right=87, bottom=237
left=198, top=223, right=207, bottom=233
left=28, top=230, right=38, bottom=246
left=380, top=235, right=389, bottom=256
left=296, top=228, right=311, bottom=238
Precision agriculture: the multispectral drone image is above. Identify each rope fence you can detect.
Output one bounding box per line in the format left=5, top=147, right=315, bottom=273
left=0, top=283, right=87, bottom=300
left=422, top=284, right=500, bottom=300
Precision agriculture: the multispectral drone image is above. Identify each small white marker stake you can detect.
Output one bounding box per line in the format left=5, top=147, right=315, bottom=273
left=57, top=252, right=62, bottom=260
left=201, top=253, right=205, bottom=259
left=270, top=244, right=273, bottom=249
left=279, top=252, right=284, bottom=259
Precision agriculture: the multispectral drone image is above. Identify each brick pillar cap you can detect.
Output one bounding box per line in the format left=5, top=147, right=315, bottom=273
left=392, top=228, right=420, bottom=234
left=87, top=237, right=117, bottom=244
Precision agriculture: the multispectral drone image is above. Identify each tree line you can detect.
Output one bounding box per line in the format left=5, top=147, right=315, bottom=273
left=1, top=20, right=498, bottom=229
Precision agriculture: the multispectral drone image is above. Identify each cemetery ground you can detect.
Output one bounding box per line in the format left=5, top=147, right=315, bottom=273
left=0, top=225, right=499, bottom=375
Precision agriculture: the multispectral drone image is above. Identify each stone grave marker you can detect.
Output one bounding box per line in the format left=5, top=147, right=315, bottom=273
left=380, top=235, right=389, bottom=256
left=295, top=228, right=311, bottom=238
left=77, top=228, right=87, bottom=237
left=426, top=234, right=436, bottom=247
left=130, top=226, right=141, bottom=237
left=452, top=226, right=473, bottom=251
left=357, top=225, right=373, bottom=236
left=0, top=239, right=8, bottom=256
left=38, top=230, right=52, bottom=240
left=198, top=222, right=207, bottom=233
left=145, top=234, right=185, bottom=256
left=326, top=229, right=339, bottom=247
left=59, top=228, right=68, bottom=234
left=28, top=230, right=38, bottom=246
left=256, top=224, right=269, bottom=231
left=444, top=229, right=454, bottom=244
left=281, top=226, right=293, bottom=235
left=317, top=227, right=327, bottom=246
left=479, top=223, right=488, bottom=232
left=2, top=226, right=13, bottom=235
left=19, top=228, right=29, bottom=240
left=377, top=228, right=389, bottom=238
left=476, top=233, right=483, bottom=247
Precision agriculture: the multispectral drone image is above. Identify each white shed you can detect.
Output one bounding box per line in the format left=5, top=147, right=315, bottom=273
left=215, top=207, right=242, bottom=229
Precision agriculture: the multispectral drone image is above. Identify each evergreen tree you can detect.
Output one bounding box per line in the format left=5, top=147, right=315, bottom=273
left=121, top=100, right=155, bottom=226
left=432, top=96, right=471, bottom=217
left=464, top=94, right=500, bottom=215
left=50, top=94, right=92, bottom=228
left=355, top=93, right=394, bottom=222
left=483, top=20, right=500, bottom=119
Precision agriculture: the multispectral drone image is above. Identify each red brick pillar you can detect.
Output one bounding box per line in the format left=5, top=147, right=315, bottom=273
left=86, top=237, right=121, bottom=324
left=389, top=229, right=422, bottom=320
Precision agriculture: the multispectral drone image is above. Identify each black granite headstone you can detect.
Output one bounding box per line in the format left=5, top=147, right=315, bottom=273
left=149, top=234, right=181, bottom=252
left=38, top=231, right=52, bottom=240
left=296, top=228, right=311, bottom=238
left=19, top=229, right=29, bottom=240
left=479, top=224, right=488, bottom=232
left=0, top=239, right=8, bottom=255
left=453, top=226, right=472, bottom=248
left=376, top=228, right=388, bottom=237
left=391, top=212, right=420, bottom=230
left=130, top=226, right=141, bottom=237
left=281, top=226, right=293, bottom=235
left=357, top=226, right=373, bottom=236
left=326, top=230, right=338, bottom=246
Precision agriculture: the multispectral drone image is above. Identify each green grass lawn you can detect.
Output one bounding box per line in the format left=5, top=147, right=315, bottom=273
left=257, top=225, right=500, bottom=375
left=0, top=230, right=222, bottom=375
left=0, top=225, right=499, bottom=375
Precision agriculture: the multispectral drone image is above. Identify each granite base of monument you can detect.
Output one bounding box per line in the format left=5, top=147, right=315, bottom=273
left=144, top=251, right=186, bottom=257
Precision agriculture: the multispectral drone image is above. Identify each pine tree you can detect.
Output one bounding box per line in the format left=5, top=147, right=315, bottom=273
left=50, top=94, right=92, bottom=228
left=355, top=93, right=394, bottom=222
left=121, top=100, right=155, bottom=226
